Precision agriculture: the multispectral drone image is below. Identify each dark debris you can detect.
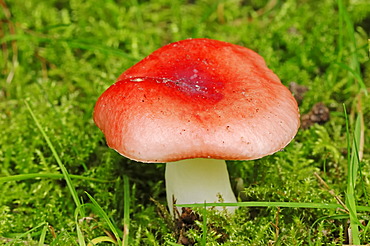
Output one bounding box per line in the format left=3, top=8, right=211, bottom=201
left=289, top=81, right=309, bottom=105
left=301, top=102, right=330, bottom=129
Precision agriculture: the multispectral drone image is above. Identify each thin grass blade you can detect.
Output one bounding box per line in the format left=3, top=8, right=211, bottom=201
left=177, top=201, right=344, bottom=209
left=344, top=106, right=361, bottom=244
left=75, top=205, right=87, bottom=246
left=24, top=100, right=82, bottom=209
left=0, top=173, right=114, bottom=183
left=85, top=192, right=122, bottom=245
left=87, top=236, right=117, bottom=246
left=37, top=223, right=48, bottom=246
left=123, top=175, right=130, bottom=246
left=201, top=202, right=207, bottom=246
left=5, top=222, right=46, bottom=246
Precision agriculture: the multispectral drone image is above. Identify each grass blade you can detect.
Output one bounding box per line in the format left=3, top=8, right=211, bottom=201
left=5, top=222, right=46, bottom=246
left=37, top=223, right=48, bottom=246
left=24, top=100, right=82, bottom=209
left=166, top=243, right=183, bottom=246
left=0, top=173, right=114, bottom=183
left=123, top=175, right=130, bottom=246
left=75, top=205, right=87, bottom=246
left=87, top=236, right=117, bottom=245
left=176, top=201, right=370, bottom=212
left=343, top=105, right=361, bottom=244
left=85, top=192, right=122, bottom=245
left=1, top=34, right=137, bottom=60
left=201, top=202, right=207, bottom=246
left=177, top=201, right=346, bottom=210
left=337, top=0, right=367, bottom=95
left=333, top=61, right=366, bottom=92
left=308, top=215, right=349, bottom=246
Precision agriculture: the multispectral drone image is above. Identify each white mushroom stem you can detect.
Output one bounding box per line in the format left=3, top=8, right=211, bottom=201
left=165, top=158, right=237, bottom=216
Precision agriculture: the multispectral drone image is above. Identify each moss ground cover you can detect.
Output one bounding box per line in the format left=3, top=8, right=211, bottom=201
left=1, top=0, right=370, bottom=245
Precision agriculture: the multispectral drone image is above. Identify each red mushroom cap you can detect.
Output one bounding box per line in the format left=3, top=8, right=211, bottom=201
left=93, top=38, right=300, bottom=163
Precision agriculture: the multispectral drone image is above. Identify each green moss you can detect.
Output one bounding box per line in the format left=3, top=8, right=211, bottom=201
left=1, top=0, right=369, bottom=244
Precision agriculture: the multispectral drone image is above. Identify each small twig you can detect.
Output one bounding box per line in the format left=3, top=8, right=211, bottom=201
left=348, top=227, right=353, bottom=245
left=48, top=225, right=57, bottom=238
left=314, top=172, right=349, bottom=213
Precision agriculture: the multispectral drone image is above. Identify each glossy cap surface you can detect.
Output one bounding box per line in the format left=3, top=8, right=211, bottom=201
left=93, top=38, right=300, bottom=162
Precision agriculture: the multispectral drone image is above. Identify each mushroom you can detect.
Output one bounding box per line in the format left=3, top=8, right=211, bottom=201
left=93, top=38, right=300, bottom=215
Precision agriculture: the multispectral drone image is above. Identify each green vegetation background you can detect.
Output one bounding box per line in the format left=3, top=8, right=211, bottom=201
left=1, top=0, right=369, bottom=245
